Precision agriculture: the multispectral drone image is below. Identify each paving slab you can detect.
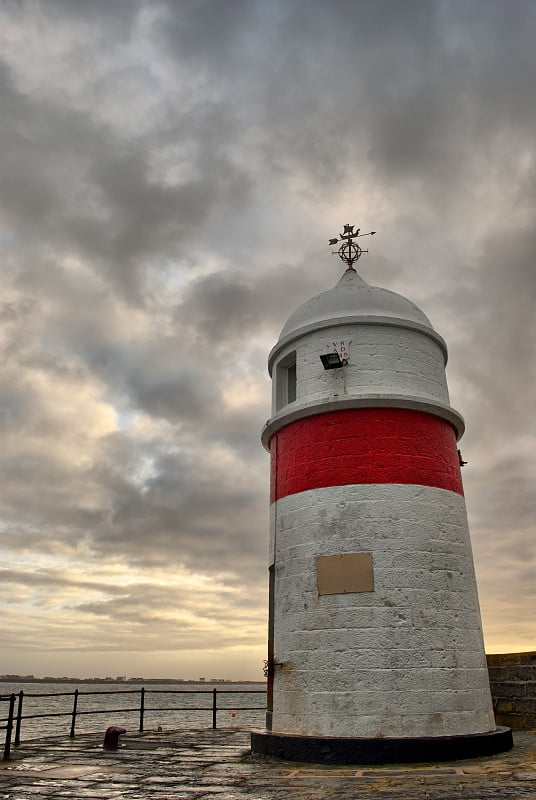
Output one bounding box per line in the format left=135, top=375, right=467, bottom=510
left=0, top=727, right=535, bottom=799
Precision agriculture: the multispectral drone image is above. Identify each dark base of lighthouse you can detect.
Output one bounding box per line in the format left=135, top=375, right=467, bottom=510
left=250, top=727, right=513, bottom=765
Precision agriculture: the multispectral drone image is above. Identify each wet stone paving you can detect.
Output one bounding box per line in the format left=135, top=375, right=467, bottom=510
left=1, top=728, right=535, bottom=799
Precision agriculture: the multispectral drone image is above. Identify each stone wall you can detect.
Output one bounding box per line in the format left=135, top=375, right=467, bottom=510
left=487, top=652, right=536, bottom=730
left=270, top=479, right=495, bottom=739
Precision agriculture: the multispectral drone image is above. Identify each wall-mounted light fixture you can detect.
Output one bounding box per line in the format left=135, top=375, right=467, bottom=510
left=320, top=352, right=347, bottom=370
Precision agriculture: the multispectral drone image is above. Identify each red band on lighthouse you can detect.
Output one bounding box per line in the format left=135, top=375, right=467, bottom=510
left=270, top=407, right=463, bottom=503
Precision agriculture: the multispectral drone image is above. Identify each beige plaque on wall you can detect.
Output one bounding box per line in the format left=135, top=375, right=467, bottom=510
left=316, top=552, right=374, bottom=595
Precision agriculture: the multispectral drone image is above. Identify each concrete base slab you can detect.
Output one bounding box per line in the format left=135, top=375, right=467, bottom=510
left=251, top=726, right=513, bottom=764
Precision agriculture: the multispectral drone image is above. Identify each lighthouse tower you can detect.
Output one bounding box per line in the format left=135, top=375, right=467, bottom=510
left=251, top=226, right=511, bottom=763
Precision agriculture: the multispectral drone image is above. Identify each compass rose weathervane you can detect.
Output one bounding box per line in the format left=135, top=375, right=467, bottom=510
left=329, top=224, right=376, bottom=270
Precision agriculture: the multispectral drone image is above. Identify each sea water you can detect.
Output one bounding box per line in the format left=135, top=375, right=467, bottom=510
left=0, top=682, right=266, bottom=742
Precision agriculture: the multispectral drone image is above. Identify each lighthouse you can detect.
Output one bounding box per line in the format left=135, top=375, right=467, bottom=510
left=251, top=226, right=512, bottom=763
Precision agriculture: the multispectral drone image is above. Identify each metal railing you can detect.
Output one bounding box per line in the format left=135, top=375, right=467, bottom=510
left=1, top=687, right=266, bottom=759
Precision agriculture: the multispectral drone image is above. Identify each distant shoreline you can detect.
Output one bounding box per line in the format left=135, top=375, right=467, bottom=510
left=0, top=677, right=266, bottom=685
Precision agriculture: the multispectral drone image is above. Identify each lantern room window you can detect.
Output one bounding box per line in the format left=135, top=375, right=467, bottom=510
left=276, top=351, right=297, bottom=410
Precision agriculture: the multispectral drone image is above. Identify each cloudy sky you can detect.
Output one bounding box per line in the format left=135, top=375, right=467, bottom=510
left=0, top=0, right=534, bottom=680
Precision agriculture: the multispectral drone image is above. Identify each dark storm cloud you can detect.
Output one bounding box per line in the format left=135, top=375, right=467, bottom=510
left=175, top=260, right=326, bottom=341
left=88, top=430, right=267, bottom=573
left=0, top=48, right=250, bottom=305
left=0, top=0, right=534, bottom=672
left=155, top=0, right=536, bottom=196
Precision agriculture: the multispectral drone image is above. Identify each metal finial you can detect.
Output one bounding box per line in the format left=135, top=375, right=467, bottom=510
left=328, top=224, right=376, bottom=270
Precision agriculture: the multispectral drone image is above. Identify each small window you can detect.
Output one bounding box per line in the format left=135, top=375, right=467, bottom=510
left=276, top=351, right=297, bottom=411
left=287, top=362, right=296, bottom=403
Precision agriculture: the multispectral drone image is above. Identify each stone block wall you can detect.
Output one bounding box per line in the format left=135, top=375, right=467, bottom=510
left=487, top=652, right=536, bottom=730
left=270, top=479, right=495, bottom=738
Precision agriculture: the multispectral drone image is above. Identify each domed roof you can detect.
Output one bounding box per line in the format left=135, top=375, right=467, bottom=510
left=279, top=268, right=433, bottom=340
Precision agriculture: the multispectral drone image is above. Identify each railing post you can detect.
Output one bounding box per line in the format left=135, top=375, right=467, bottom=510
left=139, top=687, right=145, bottom=732
left=69, top=689, right=79, bottom=738
left=212, top=688, right=217, bottom=729
left=3, top=694, right=15, bottom=760
left=14, top=691, right=23, bottom=746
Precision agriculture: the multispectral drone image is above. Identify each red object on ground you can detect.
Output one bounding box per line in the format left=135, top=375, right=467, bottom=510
left=103, top=725, right=126, bottom=749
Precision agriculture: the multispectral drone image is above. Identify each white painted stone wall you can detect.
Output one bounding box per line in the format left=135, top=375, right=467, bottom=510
left=271, top=322, right=450, bottom=415
left=270, top=483, right=495, bottom=738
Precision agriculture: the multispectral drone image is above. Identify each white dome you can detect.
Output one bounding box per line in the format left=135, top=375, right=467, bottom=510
left=279, top=268, right=433, bottom=341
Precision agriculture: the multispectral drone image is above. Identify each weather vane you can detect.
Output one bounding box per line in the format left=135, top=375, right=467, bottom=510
left=329, top=224, right=376, bottom=270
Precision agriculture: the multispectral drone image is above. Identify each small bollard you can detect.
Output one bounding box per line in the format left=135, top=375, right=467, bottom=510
left=103, top=726, right=126, bottom=750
